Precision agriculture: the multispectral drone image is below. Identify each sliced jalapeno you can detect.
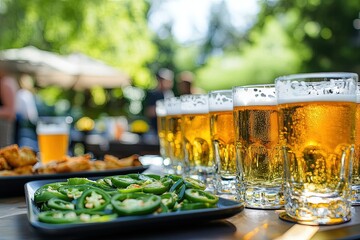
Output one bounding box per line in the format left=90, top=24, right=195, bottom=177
left=111, top=193, right=161, bottom=216
left=76, top=188, right=111, bottom=212
left=38, top=211, right=78, bottom=224
left=184, top=189, right=219, bottom=204
left=117, top=184, right=143, bottom=193
left=160, top=192, right=177, bottom=209
left=143, top=181, right=169, bottom=195
left=47, top=198, right=75, bottom=211
left=169, top=179, right=184, bottom=192
left=67, top=177, right=94, bottom=185
left=75, top=210, right=117, bottom=223
left=180, top=202, right=216, bottom=211
left=34, top=182, right=70, bottom=203
left=111, top=175, right=143, bottom=188
left=184, top=177, right=206, bottom=190
left=59, top=185, right=93, bottom=200
left=165, top=174, right=183, bottom=181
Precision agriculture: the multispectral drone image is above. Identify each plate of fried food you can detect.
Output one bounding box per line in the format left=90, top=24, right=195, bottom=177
left=0, top=145, right=148, bottom=197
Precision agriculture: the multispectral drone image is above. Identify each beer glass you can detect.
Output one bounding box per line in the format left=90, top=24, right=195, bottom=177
left=37, top=116, right=72, bottom=164
left=233, top=84, right=283, bottom=209
left=276, top=72, right=358, bottom=225
left=164, top=97, right=184, bottom=174
left=352, top=83, right=360, bottom=205
left=155, top=100, right=170, bottom=170
left=209, top=90, right=238, bottom=200
left=181, top=94, right=214, bottom=190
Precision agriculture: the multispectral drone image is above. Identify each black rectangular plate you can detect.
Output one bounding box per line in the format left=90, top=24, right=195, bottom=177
left=25, top=179, right=244, bottom=237
left=0, top=165, right=148, bottom=197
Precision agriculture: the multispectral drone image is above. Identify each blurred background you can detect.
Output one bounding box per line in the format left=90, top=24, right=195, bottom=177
left=0, top=0, right=359, bottom=156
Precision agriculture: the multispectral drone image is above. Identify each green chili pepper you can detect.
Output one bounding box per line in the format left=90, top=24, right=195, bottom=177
left=67, top=177, right=94, bottom=185
left=47, top=198, right=75, bottom=211
left=184, top=177, right=206, bottom=190
left=144, top=174, right=161, bottom=180
left=111, top=193, right=161, bottom=216
left=169, top=179, right=184, bottom=192
left=111, top=175, right=143, bottom=188
left=75, top=210, right=117, bottom=223
left=176, top=184, right=186, bottom=202
left=117, top=184, right=143, bottom=193
left=58, top=185, right=93, bottom=200
left=76, top=188, right=111, bottom=212
left=34, top=182, right=70, bottom=203
left=184, top=189, right=219, bottom=204
left=38, top=211, right=79, bottom=224
left=143, top=180, right=169, bottom=195
left=165, top=174, right=183, bottom=181
left=180, top=202, right=216, bottom=211
left=160, top=192, right=177, bottom=209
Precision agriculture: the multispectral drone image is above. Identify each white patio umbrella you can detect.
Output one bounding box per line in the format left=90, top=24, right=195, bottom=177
left=0, top=46, right=130, bottom=89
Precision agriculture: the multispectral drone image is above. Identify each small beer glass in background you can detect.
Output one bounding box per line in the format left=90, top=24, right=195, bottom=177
left=36, top=116, right=72, bottom=164
left=352, top=83, right=360, bottom=205
left=155, top=100, right=171, bottom=171
left=164, top=97, right=184, bottom=174
left=209, top=90, right=238, bottom=200
left=233, top=84, right=282, bottom=209
left=276, top=72, right=358, bottom=225
left=181, top=94, right=215, bottom=191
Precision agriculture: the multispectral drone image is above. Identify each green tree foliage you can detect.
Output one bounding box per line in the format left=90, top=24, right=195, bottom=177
left=255, top=0, right=360, bottom=73
left=0, top=0, right=157, bottom=88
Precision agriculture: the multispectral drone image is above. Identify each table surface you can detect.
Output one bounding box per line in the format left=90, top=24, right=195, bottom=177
left=2, top=164, right=360, bottom=240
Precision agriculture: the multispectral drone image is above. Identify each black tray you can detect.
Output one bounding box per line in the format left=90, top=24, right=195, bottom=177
left=0, top=165, right=148, bottom=197
left=25, top=179, right=244, bottom=237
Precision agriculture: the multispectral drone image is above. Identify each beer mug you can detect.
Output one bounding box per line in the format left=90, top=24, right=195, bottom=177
left=155, top=100, right=170, bottom=170
left=36, top=116, right=72, bottom=164
left=209, top=90, right=238, bottom=200
left=233, top=84, right=283, bottom=209
left=164, top=97, right=184, bottom=174
left=180, top=94, right=215, bottom=190
left=276, top=72, right=358, bottom=225
left=352, top=83, right=360, bottom=205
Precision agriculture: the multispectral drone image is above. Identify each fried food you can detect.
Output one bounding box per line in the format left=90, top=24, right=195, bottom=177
left=0, top=144, right=143, bottom=176
left=103, top=154, right=140, bottom=169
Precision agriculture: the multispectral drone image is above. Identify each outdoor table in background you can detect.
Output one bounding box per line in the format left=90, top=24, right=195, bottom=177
left=2, top=163, right=360, bottom=240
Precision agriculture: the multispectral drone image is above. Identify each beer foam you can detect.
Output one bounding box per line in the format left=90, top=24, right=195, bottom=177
left=180, top=94, right=209, bottom=114
left=209, top=90, right=233, bottom=112
left=37, top=125, right=69, bottom=135
left=276, top=78, right=357, bottom=104
left=233, top=86, right=277, bottom=106
left=155, top=100, right=167, bottom=117
left=165, top=97, right=182, bottom=115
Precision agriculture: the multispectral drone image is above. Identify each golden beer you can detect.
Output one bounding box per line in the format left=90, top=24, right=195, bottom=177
left=182, top=113, right=214, bottom=168
left=278, top=101, right=355, bottom=223
left=157, top=115, right=169, bottom=159
left=234, top=104, right=283, bottom=208
left=210, top=110, right=236, bottom=177
left=38, top=132, right=69, bottom=164
left=276, top=72, right=358, bottom=225
left=166, top=114, right=183, bottom=165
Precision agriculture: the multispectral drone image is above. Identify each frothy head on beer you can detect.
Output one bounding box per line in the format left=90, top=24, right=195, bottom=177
left=180, top=94, right=209, bottom=114
left=165, top=97, right=182, bottom=116
left=276, top=72, right=358, bottom=104
left=155, top=99, right=167, bottom=117
left=209, top=90, right=233, bottom=112
left=233, top=84, right=276, bottom=107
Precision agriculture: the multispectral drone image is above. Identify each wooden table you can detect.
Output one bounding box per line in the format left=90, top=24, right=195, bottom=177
left=1, top=165, right=360, bottom=240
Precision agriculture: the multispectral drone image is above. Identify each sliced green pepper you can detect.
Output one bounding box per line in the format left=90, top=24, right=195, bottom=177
left=184, top=189, right=219, bottom=204
left=176, top=184, right=186, bottom=202
left=169, top=179, right=184, bottom=192
left=34, top=182, right=70, bottom=203
left=38, top=211, right=78, bottom=224
left=143, top=180, right=169, bottom=195
left=165, top=174, right=183, bottom=181
left=160, top=192, right=177, bottom=209
left=76, top=188, right=111, bottom=212
left=47, top=198, right=75, bottom=211
left=111, top=193, right=161, bottom=216
left=180, top=202, right=216, bottom=211
left=74, top=210, right=117, bottom=223
left=184, top=177, right=206, bottom=190
left=67, top=177, right=94, bottom=185
left=59, top=184, right=93, bottom=200
left=118, top=184, right=143, bottom=193
left=111, top=175, right=143, bottom=188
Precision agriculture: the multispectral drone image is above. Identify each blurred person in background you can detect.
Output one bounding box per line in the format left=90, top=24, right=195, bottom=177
left=16, top=74, right=39, bottom=150
left=177, top=70, right=205, bottom=95
left=144, top=68, right=174, bottom=143
left=0, top=66, right=18, bottom=148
